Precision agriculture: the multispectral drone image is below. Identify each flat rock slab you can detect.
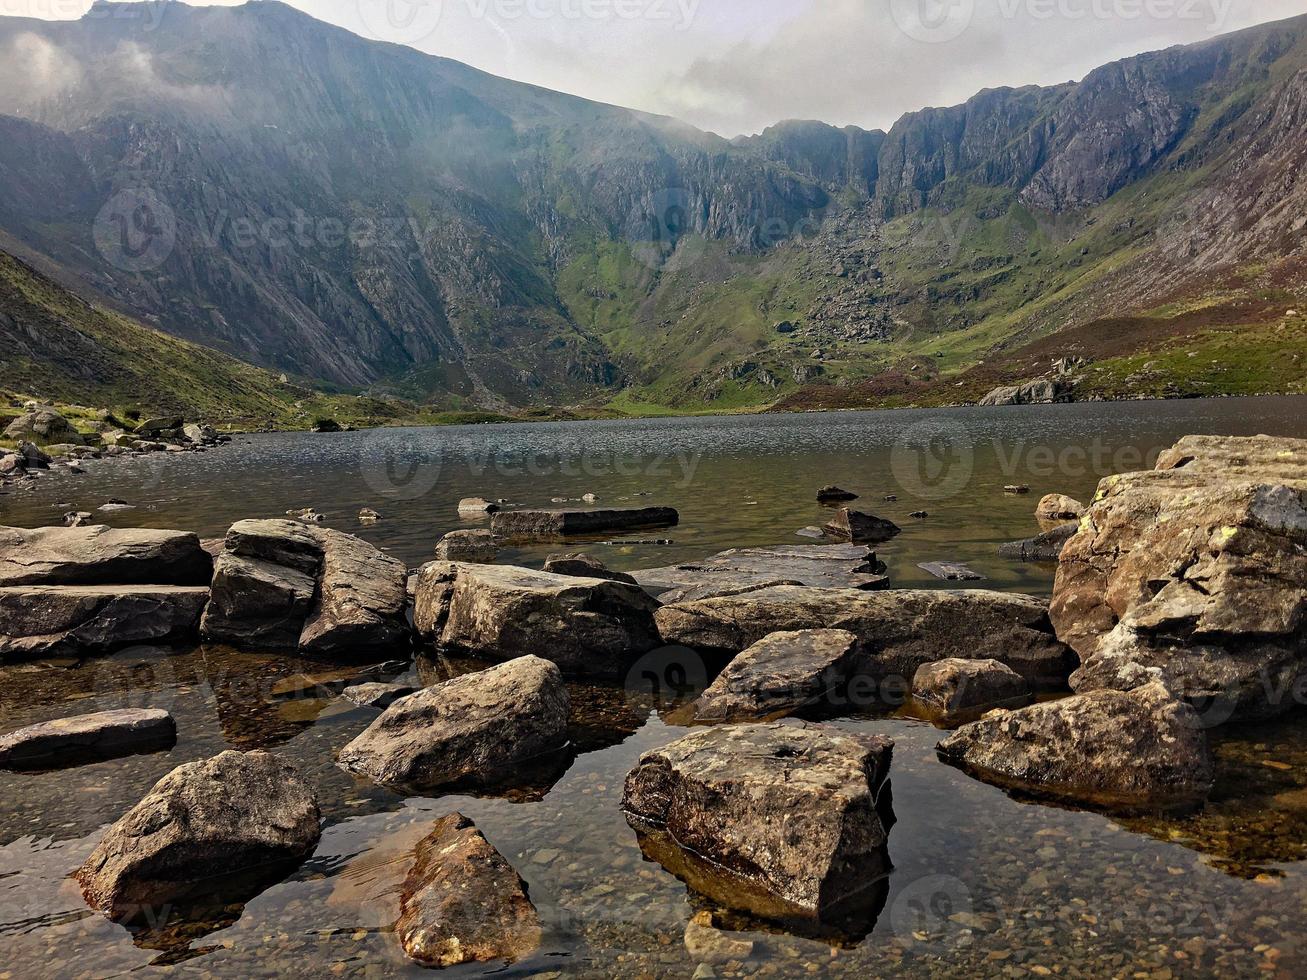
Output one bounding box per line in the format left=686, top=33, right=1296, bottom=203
left=341, top=682, right=418, bottom=709
left=491, top=507, right=678, bottom=539
left=634, top=544, right=889, bottom=602
left=0, top=525, right=212, bottom=586
left=998, top=523, right=1078, bottom=562
left=415, top=562, right=661, bottom=678
left=912, top=658, right=1031, bottom=727
left=76, top=750, right=321, bottom=920
left=937, top=682, right=1214, bottom=814
left=435, top=529, right=498, bottom=563
left=0, top=708, right=176, bottom=771
left=338, top=656, right=569, bottom=793
left=918, top=561, right=984, bottom=581
left=0, top=585, right=209, bottom=661
left=398, top=812, right=541, bottom=968
left=656, top=586, right=1075, bottom=690
left=690, top=630, right=862, bottom=722
left=623, top=723, right=893, bottom=925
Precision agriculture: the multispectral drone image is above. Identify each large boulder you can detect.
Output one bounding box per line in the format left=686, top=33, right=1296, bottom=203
left=338, top=656, right=569, bottom=793
left=491, top=506, right=678, bottom=538
left=690, top=629, right=862, bottom=722
left=978, top=379, right=1069, bottom=406
left=0, top=525, right=212, bottom=587
left=0, top=708, right=175, bottom=771
left=200, top=553, right=317, bottom=650
left=656, top=586, right=1075, bottom=690
left=937, top=682, right=1214, bottom=814
left=3, top=408, right=83, bottom=446
left=435, top=529, right=498, bottom=563
left=1050, top=435, right=1307, bottom=722
left=912, top=658, right=1032, bottom=727
left=75, top=750, right=321, bottom=920
left=623, top=723, right=893, bottom=924
left=634, top=544, right=888, bottom=602
left=397, top=813, right=541, bottom=968
left=299, top=529, right=408, bottom=655
left=0, top=584, right=209, bottom=661
left=823, top=508, right=901, bottom=544
left=414, top=562, right=661, bottom=677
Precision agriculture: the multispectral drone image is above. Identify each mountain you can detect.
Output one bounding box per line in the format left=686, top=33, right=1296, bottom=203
left=0, top=2, right=1305, bottom=411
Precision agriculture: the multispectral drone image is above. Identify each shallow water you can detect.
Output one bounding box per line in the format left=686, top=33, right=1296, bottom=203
left=1, top=398, right=1306, bottom=978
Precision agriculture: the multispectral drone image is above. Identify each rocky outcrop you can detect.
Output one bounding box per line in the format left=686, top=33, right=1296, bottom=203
left=1051, top=435, right=1307, bottom=723
left=491, top=507, right=678, bottom=539
left=543, top=553, right=636, bottom=584
left=76, top=750, right=321, bottom=920
left=0, top=525, right=212, bottom=587
left=912, top=658, right=1031, bottom=726
left=0, top=708, right=175, bottom=770
left=656, top=586, right=1075, bottom=689
left=0, top=584, right=209, bottom=661
left=1036, top=494, right=1086, bottom=522
left=978, top=380, right=1070, bottom=406
left=822, top=508, right=901, bottom=544
left=690, top=630, right=862, bottom=722
left=201, top=520, right=407, bottom=655
left=937, top=682, right=1214, bottom=813
left=414, top=562, right=661, bottom=677
left=338, top=656, right=569, bottom=793
left=435, top=529, right=498, bottom=563
left=397, top=813, right=541, bottom=968
left=2, top=408, right=83, bottom=445
left=623, top=723, right=894, bottom=924
left=634, top=544, right=888, bottom=601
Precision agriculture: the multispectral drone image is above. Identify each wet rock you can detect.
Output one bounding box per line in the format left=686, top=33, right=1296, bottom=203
left=200, top=553, right=317, bottom=650
left=0, top=584, right=209, bottom=661
left=491, top=506, right=678, bottom=539
left=822, top=508, right=901, bottom=544
left=912, top=658, right=1032, bottom=726
left=397, top=812, right=541, bottom=968
left=435, top=529, right=498, bottom=563
left=635, top=544, right=888, bottom=601
left=300, top=529, right=409, bottom=656
left=1036, top=493, right=1086, bottom=522
left=338, top=656, right=569, bottom=792
left=998, top=522, right=1078, bottom=561
left=684, top=911, right=754, bottom=964
left=457, top=497, right=500, bottom=517
left=657, top=586, right=1075, bottom=689
left=690, top=630, right=861, bottom=722
left=1004, top=485, right=1031, bottom=495
left=415, top=563, right=661, bottom=677
left=341, top=681, right=419, bottom=709
left=623, top=723, right=894, bottom=924
left=543, top=552, right=637, bottom=584
left=75, top=750, right=321, bottom=920
left=63, top=510, right=93, bottom=527
left=937, top=682, right=1214, bottom=814
left=3, top=408, right=84, bottom=445
left=19, top=441, right=51, bottom=468
left=0, top=708, right=176, bottom=771
left=816, top=486, right=859, bottom=503
left=1050, top=434, right=1307, bottom=722
left=0, top=524, right=212, bottom=586
left=358, top=507, right=381, bottom=523
left=918, top=561, right=984, bottom=581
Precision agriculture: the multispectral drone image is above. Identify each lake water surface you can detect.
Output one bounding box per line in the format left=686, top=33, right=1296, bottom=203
left=1, top=397, right=1305, bottom=978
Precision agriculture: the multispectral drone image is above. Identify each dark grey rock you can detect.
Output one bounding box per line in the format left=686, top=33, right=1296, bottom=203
left=0, top=708, right=176, bottom=770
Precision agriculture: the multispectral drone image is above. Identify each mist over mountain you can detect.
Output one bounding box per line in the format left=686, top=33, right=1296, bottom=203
left=1, top=2, right=1305, bottom=410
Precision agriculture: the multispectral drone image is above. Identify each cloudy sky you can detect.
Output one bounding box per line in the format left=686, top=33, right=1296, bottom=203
left=12, top=0, right=1307, bottom=135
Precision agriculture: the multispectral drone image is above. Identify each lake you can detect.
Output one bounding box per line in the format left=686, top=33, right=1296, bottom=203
left=1, top=397, right=1305, bottom=978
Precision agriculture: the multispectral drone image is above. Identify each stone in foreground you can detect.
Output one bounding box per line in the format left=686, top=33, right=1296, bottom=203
left=0, top=708, right=176, bottom=771
left=0, top=585, right=209, bottom=661
left=299, top=529, right=409, bottom=655
left=937, top=682, right=1214, bottom=814
left=415, top=562, right=661, bottom=677
left=397, top=812, right=542, bottom=968
left=690, top=630, right=861, bottom=722
left=912, top=658, right=1031, bottom=726
left=623, top=723, right=893, bottom=925
left=634, top=544, right=888, bottom=602
left=0, top=525, right=212, bottom=587
left=656, top=586, right=1074, bottom=690
left=491, top=506, right=678, bottom=538
left=76, top=750, right=321, bottom=920
left=338, top=656, right=569, bottom=793
left=822, top=508, right=901, bottom=544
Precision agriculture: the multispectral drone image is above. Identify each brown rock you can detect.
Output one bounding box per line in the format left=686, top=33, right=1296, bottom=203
left=1036, top=493, right=1086, bottom=522
left=0, top=525, right=212, bottom=587
left=912, top=658, right=1032, bottom=726
left=0, top=708, right=176, bottom=771
left=491, top=506, right=678, bottom=538
left=822, top=508, right=901, bottom=544
left=543, top=552, right=636, bottom=584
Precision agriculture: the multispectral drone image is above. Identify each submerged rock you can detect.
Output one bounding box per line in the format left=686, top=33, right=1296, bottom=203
left=937, top=682, right=1214, bottom=814
left=635, top=544, right=888, bottom=601
left=338, top=656, right=569, bottom=793
left=912, top=658, right=1031, bottom=726
left=415, top=562, right=661, bottom=677
left=918, top=561, right=983, bottom=581
left=341, top=682, right=419, bottom=710
left=998, top=522, right=1078, bottom=562
left=543, top=552, right=636, bottom=584
left=0, top=525, right=212, bottom=587
left=397, top=812, right=541, bottom=968
left=656, top=586, right=1074, bottom=690
left=822, top=508, right=901, bottom=544
left=491, top=506, right=678, bottom=538
left=75, top=750, right=321, bottom=920
left=816, top=486, right=859, bottom=503
left=0, top=708, right=176, bottom=771
left=690, top=630, right=862, bottom=722
left=623, top=723, right=894, bottom=925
